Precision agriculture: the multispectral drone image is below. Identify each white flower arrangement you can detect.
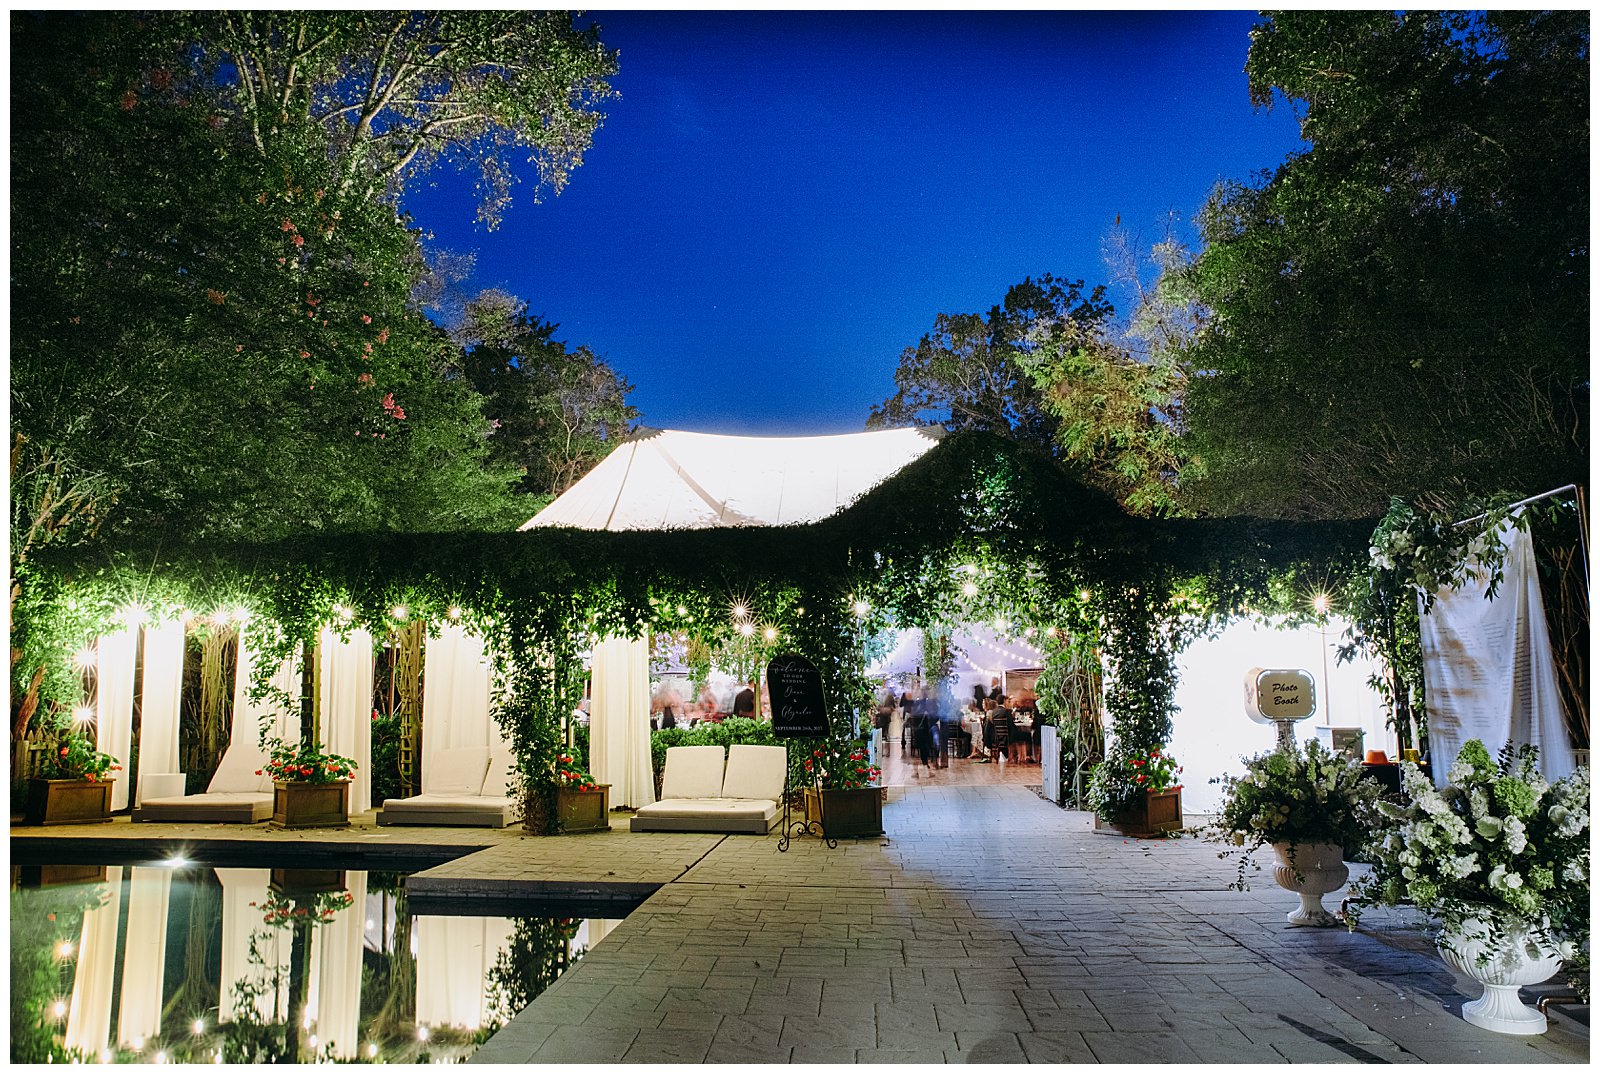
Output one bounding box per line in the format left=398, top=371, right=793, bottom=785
left=1347, top=739, right=1590, bottom=968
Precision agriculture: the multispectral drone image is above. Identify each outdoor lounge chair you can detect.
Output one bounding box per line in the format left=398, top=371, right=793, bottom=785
left=134, top=740, right=275, bottom=823
left=630, top=743, right=787, bottom=834
left=377, top=744, right=519, bottom=828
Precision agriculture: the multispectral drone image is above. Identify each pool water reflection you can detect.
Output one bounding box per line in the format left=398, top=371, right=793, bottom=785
left=10, top=863, right=623, bottom=1064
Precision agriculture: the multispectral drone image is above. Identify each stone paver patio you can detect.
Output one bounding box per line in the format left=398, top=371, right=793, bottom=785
left=13, top=780, right=1588, bottom=1064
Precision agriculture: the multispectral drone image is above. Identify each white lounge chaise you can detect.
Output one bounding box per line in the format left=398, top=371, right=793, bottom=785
left=135, top=739, right=274, bottom=823
left=377, top=744, right=518, bottom=828
left=630, top=744, right=787, bottom=834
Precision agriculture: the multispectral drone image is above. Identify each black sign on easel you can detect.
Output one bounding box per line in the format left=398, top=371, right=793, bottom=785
left=766, top=653, right=830, bottom=738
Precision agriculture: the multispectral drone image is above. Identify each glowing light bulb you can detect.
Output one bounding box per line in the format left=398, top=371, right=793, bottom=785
left=231, top=605, right=251, bottom=624
left=72, top=706, right=94, bottom=726
left=52, top=1001, right=67, bottom=1018
left=1078, top=589, right=1091, bottom=601
left=417, top=1026, right=430, bottom=1042
left=72, top=648, right=96, bottom=671
left=192, top=1019, right=204, bottom=1036
left=367, top=1044, right=379, bottom=1058
left=120, top=604, right=147, bottom=627
left=1313, top=593, right=1331, bottom=614
left=391, top=604, right=408, bottom=620
left=155, top=1051, right=166, bottom=1064
left=731, top=603, right=748, bottom=619
left=675, top=605, right=687, bottom=616
left=993, top=617, right=1008, bottom=632
left=763, top=627, right=778, bottom=641
left=737, top=622, right=754, bottom=637
left=130, top=1036, right=144, bottom=1050
left=961, top=581, right=978, bottom=597
left=852, top=600, right=869, bottom=617
left=447, top=605, right=463, bottom=620
left=56, top=941, right=74, bottom=959
left=366, top=919, right=375, bottom=929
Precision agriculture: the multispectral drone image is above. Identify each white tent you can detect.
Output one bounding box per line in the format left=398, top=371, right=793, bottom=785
left=522, top=426, right=942, bottom=531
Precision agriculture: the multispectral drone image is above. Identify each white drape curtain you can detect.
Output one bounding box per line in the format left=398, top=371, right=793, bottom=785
left=65, top=866, right=123, bottom=1058
left=589, top=634, right=655, bottom=809
left=305, top=873, right=367, bottom=1060
left=95, top=629, right=139, bottom=811
left=317, top=628, right=374, bottom=816
left=134, top=618, right=185, bottom=806
left=231, top=635, right=302, bottom=752
left=216, top=869, right=291, bottom=1024
left=1420, top=517, right=1577, bottom=785
left=415, top=916, right=514, bottom=1030
left=116, top=867, right=172, bottom=1046
left=420, top=623, right=494, bottom=790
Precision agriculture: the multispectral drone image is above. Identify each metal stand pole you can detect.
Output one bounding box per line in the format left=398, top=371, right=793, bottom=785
left=777, top=740, right=835, bottom=852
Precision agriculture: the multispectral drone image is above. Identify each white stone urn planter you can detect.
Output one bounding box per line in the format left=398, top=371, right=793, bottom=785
left=1436, top=913, right=1563, bottom=1035
left=1270, top=841, right=1348, bottom=927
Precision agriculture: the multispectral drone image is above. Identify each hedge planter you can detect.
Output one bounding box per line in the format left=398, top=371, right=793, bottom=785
left=24, top=778, right=114, bottom=826
left=271, top=781, right=350, bottom=829
left=1093, top=787, right=1182, bottom=837
left=804, top=786, right=884, bottom=839
left=556, top=785, right=611, bottom=834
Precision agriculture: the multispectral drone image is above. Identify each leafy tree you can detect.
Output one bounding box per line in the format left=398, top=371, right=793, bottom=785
left=1180, top=10, right=1589, bottom=519
left=868, top=275, right=1113, bottom=452
left=204, top=11, right=618, bottom=226
left=455, top=291, right=639, bottom=503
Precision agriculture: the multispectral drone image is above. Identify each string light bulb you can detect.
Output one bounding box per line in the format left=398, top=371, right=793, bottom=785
left=961, top=581, right=979, bottom=597
left=763, top=626, right=778, bottom=642
left=447, top=605, right=463, bottom=621
left=391, top=604, right=408, bottom=621
left=72, top=648, right=96, bottom=671
left=72, top=706, right=94, bottom=726
left=737, top=622, right=754, bottom=637
left=1313, top=593, right=1331, bottom=615
left=852, top=600, right=869, bottom=617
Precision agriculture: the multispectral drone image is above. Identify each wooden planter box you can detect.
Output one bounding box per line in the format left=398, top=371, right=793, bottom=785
left=804, top=786, right=884, bottom=839
left=270, top=868, right=347, bottom=895
left=556, top=785, right=611, bottom=834
left=271, top=781, right=350, bottom=829
left=1094, top=787, right=1182, bottom=837
left=15, top=863, right=109, bottom=888
left=23, top=778, right=114, bottom=826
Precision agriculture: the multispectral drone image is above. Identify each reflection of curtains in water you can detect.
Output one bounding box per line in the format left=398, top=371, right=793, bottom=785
left=590, top=634, right=656, bottom=809
left=96, top=629, right=139, bottom=811
left=414, top=916, right=514, bottom=1031
left=116, top=867, right=172, bottom=1046
left=226, top=638, right=301, bottom=781
left=216, top=869, right=291, bottom=1024
left=317, top=628, right=374, bottom=816
left=305, top=873, right=367, bottom=1060
left=65, top=866, right=123, bottom=1058
left=420, top=624, right=494, bottom=789
left=136, top=619, right=186, bottom=805
left=579, top=917, right=623, bottom=951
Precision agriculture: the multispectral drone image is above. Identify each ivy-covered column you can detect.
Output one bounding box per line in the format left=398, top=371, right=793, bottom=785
left=1085, top=585, right=1183, bottom=820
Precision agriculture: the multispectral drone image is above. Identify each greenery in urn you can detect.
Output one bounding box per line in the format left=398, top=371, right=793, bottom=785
left=38, top=731, right=121, bottom=782
left=1347, top=740, right=1589, bottom=984
left=1211, top=739, right=1382, bottom=889
left=259, top=738, right=357, bottom=784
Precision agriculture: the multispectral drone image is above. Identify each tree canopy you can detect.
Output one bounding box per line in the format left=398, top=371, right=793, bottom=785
left=1178, top=10, right=1589, bottom=519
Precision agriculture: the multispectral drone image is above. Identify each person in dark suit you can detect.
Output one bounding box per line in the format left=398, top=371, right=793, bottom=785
left=731, top=681, right=756, bottom=718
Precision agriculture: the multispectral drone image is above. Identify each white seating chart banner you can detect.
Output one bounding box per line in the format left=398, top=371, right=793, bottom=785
left=1418, top=515, right=1576, bottom=785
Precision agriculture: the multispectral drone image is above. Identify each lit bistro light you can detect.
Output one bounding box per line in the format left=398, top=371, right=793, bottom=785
left=763, top=626, right=778, bottom=642
left=391, top=604, right=409, bottom=621
left=230, top=605, right=252, bottom=624
left=332, top=602, right=353, bottom=621
left=737, top=622, right=755, bottom=637
left=72, top=706, right=94, bottom=726
left=731, top=602, right=749, bottom=620
left=417, top=1026, right=430, bottom=1042
left=993, top=617, right=1008, bottom=632
left=191, top=1019, right=205, bottom=1036
left=851, top=600, right=870, bottom=618
left=119, top=604, right=148, bottom=627
left=1078, top=589, right=1091, bottom=601
left=1313, top=593, right=1331, bottom=615
left=55, top=941, right=75, bottom=959
left=447, top=605, right=463, bottom=621
left=961, top=581, right=979, bottom=598
left=675, top=605, right=688, bottom=617
left=367, top=1044, right=379, bottom=1059
left=72, top=647, right=97, bottom=671
left=52, top=1001, right=67, bottom=1019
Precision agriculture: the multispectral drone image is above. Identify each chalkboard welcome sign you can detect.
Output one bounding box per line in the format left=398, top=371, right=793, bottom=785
left=766, top=654, right=830, bottom=738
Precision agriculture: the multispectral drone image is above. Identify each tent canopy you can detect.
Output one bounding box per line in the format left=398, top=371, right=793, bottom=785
left=522, top=426, right=943, bottom=531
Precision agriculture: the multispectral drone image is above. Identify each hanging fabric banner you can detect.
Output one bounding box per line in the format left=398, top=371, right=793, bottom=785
left=317, top=628, right=375, bottom=816
left=135, top=618, right=186, bottom=806
left=1419, top=516, right=1576, bottom=785
left=590, top=634, right=656, bottom=810
left=420, top=623, right=495, bottom=777
left=216, top=869, right=290, bottom=1024
left=65, top=867, right=123, bottom=1059
left=95, top=629, right=139, bottom=811
left=116, top=867, right=172, bottom=1047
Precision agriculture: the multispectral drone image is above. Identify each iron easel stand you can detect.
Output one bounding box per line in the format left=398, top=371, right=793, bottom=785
left=776, top=745, right=836, bottom=852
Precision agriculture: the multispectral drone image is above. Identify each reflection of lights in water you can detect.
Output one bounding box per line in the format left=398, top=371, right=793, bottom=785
left=131, top=1036, right=145, bottom=1050
left=367, top=1043, right=379, bottom=1059
left=192, top=1018, right=205, bottom=1035
left=156, top=1051, right=167, bottom=1063
left=367, top=919, right=375, bottom=929
left=51, top=1001, right=67, bottom=1018
left=56, top=941, right=75, bottom=959
left=417, top=1026, right=430, bottom=1041
left=308, top=1035, right=318, bottom=1048
left=164, top=856, right=188, bottom=869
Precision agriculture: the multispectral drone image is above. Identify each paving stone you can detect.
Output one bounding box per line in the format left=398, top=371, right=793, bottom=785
left=1016, top=1030, right=1096, bottom=1063
left=1081, top=1029, right=1205, bottom=1063
left=619, top=1027, right=716, bottom=1063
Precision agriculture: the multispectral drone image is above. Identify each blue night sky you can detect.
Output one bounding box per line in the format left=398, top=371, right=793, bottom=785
left=403, top=9, right=1306, bottom=435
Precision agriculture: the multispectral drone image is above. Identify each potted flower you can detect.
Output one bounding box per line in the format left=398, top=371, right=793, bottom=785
left=552, top=752, right=610, bottom=834
left=260, top=738, right=358, bottom=829
left=24, top=731, right=121, bottom=825
left=1347, top=740, right=1590, bottom=1035
left=802, top=734, right=883, bottom=838
left=253, top=886, right=356, bottom=928
left=1213, top=738, right=1382, bottom=926
left=1088, top=748, right=1183, bottom=837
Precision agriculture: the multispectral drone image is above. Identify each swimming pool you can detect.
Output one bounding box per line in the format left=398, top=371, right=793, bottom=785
left=11, top=861, right=629, bottom=1063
